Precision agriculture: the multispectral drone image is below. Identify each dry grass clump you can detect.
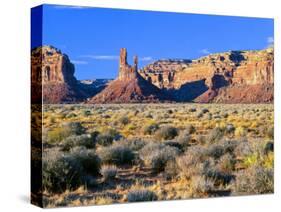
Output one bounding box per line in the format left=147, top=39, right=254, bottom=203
left=101, top=165, right=118, bottom=181
left=231, top=166, right=273, bottom=195
left=155, top=125, right=178, bottom=140
left=127, top=190, right=158, bottom=202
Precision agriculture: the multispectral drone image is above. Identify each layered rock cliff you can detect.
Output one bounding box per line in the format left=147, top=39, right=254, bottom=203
left=31, top=46, right=80, bottom=103
left=140, top=48, right=274, bottom=103
left=31, top=46, right=101, bottom=103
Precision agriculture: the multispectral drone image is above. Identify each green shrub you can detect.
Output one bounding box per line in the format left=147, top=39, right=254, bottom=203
left=155, top=126, right=178, bottom=140
left=127, top=190, right=158, bottom=202
left=98, top=144, right=135, bottom=165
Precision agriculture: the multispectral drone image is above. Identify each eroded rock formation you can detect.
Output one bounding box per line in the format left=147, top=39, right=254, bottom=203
left=31, top=46, right=83, bottom=103
left=88, top=48, right=169, bottom=103
left=140, top=48, right=274, bottom=103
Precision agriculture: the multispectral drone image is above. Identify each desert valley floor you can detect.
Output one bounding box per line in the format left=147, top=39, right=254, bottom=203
left=34, top=103, right=274, bottom=207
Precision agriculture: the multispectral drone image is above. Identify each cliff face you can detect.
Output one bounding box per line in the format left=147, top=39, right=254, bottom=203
left=32, top=46, right=274, bottom=104
left=31, top=46, right=84, bottom=103
left=88, top=48, right=169, bottom=103
left=140, top=48, right=274, bottom=103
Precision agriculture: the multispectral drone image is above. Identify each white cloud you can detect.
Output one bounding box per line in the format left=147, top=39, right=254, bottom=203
left=139, top=57, right=153, bottom=61
left=53, top=5, right=89, bottom=10
left=80, top=55, right=119, bottom=60
left=79, top=55, right=153, bottom=61
left=71, top=60, right=88, bottom=65
left=199, top=49, right=210, bottom=55
left=267, top=36, right=274, bottom=47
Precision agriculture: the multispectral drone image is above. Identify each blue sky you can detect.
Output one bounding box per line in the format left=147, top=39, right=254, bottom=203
left=32, top=4, right=274, bottom=80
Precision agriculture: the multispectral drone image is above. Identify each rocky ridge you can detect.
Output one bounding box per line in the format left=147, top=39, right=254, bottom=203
left=32, top=46, right=274, bottom=104
left=140, top=48, right=274, bottom=103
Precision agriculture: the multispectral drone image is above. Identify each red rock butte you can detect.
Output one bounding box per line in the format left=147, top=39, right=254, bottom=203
left=31, top=46, right=274, bottom=104
left=88, top=48, right=169, bottom=103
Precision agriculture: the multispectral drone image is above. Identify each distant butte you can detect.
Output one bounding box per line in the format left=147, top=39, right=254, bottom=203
left=88, top=48, right=170, bottom=103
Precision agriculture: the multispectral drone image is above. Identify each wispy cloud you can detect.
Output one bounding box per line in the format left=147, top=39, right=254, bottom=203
left=139, top=57, right=153, bottom=61
left=80, top=55, right=153, bottom=61
left=80, top=55, right=119, bottom=60
left=53, top=5, right=89, bottom=10
left=267, top=36, right=274, bottom=47
left=71, top=60, right=88, bottom=65
left=199, top=49, right=210, bottom=55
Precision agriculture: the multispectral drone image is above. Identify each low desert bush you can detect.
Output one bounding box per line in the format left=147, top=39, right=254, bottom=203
left=266, top=127, right=274, bottom=139
left=176, top=146, right=208, bottom=178
left=96, top=129, right=121, bottom=146
left=101, top=165, right=118, bottom=181
left=119, top=138, right=146, bottom=151
left=235, top=126, right=247, bottom=137
left=47, top=122, right=86, bottom=144
left=119, top=116, right=130, bottom=125
left=202, top=108, right=209, bottom=114
left=231, top=166, right=273, bottom=195
left=216, top=153, right=236, bottom=174
left=184, top=124, right=196, bottom=134
left=43, top=147, right=100, bottom=193
left=83, top=110, right=91, bottom=117
left=208, top=127, right=225, bottom=143
left=165, top=160, right=179, bottom=179
left=143, top=123, right=159, bottom=135
left=70, top=147, right=101, bottom=176
left=61, top=122, right=86, bottom=135
left=43, top=149, right=81, bottom=193
left=155, top=125, right=178, bottom=140
left=264, top=141, right=274, bottom=155
left=189, top=108, right=196, bottom=112
left=127, top=190, right=158, bottom=202
left=225, top=124, right=235, bottom=135
left=98, top=144, right=135, bottom=165
left=60, top=134, right=95, bottom=151
left=140, top=143, right=179, bottom=173
left=190, top=176, right=215, bottom=197
left=96, top=134, right=114, bottom=146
